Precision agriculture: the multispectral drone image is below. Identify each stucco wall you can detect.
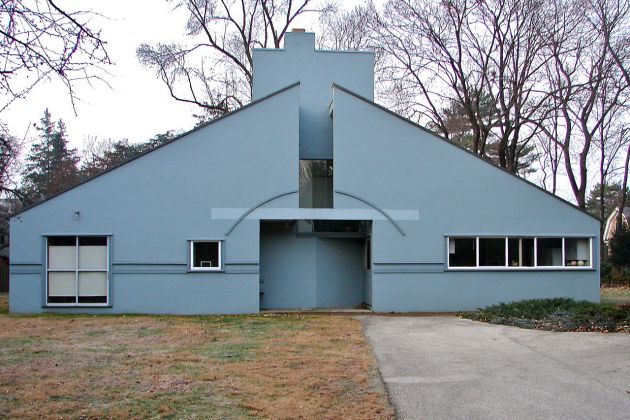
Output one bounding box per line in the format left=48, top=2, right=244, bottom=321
left=10, top=85, right=300, bottom=314
left=253, top=32, right=374, bottom=159
left=332, top=86, right=601, bottom=312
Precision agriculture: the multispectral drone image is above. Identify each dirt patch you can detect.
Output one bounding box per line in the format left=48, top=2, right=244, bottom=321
left=0, top=313, right=393, bottom=418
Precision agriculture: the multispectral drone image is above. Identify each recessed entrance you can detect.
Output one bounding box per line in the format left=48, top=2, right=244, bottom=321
left=259, top=220, right=369, bottom=310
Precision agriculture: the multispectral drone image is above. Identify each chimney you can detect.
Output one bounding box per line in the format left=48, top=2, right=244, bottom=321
left=291, top=28, right=306, bottom=33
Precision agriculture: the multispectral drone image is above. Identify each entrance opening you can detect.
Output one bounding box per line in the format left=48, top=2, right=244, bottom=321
left=259, top=220, right=370, bottom=310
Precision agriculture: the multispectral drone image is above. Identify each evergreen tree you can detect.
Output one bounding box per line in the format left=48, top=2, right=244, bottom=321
left=22, top=109, right=80, bottom=203
left=610, top=227, right=630, bottom=268
left=80, top=131, right=177, bottom=179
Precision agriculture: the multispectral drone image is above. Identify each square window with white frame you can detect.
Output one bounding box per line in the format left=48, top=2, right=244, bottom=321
left=47, top=236, right=109, bottom=305
left=190, top=241, right=222, bottom=271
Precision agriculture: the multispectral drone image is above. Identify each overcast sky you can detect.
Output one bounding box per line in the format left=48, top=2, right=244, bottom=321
left=2, top=0, right=583, bottom=202
left=4, top=0, right=356, bottom=152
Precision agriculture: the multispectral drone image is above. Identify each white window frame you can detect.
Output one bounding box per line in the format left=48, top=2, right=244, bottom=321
left=45, top=236, right=110, bottom=307
left=446, top=236, right=593, bottom=270
left=189, top=240, right=223, bottom=271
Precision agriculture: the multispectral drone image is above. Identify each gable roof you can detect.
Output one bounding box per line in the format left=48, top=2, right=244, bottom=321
left=603, top=207, right=630, bottom=240
left=332, top=83, right=599, bottom=222
left=12, top=82, right=301, bottom=218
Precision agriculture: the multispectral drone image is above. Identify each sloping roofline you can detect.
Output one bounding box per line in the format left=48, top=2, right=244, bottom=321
left=332, top=83, right=600, bottom=222
left=603, top=207, right=629, bottom=240
left=12, top=82, right=301, bottom=218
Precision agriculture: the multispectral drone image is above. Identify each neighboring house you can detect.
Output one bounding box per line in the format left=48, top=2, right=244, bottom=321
left=1, top=198, right=14, bottom=293
left=603, top=207, right=630, bottom=248
left=9, top=31, right=600, bottom=314
left=0, top=203, right=9, bottom=263
left=0, top=198, right=15, bottom=263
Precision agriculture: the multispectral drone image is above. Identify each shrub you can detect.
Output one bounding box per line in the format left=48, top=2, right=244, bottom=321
left=460, top=298, right=630, bottom=332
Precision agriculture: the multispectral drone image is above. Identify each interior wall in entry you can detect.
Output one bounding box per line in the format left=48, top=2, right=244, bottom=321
left=316, top=238, right=364, bottom=308
left=260, top=222, right=365, bottom=309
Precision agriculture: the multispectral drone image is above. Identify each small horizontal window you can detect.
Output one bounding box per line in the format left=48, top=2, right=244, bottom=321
left=190, top=241, right=222, bottom=271
left=447, top=236, right=592, bottom=270
left=297, top=220, right=366, bottom=235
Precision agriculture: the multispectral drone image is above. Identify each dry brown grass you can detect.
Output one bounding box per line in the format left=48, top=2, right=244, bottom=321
left=0, top=311, right=393, bottom=419
left=601, top=285, right=630, bottom=306
left=0, top=293, right=7, bottom=314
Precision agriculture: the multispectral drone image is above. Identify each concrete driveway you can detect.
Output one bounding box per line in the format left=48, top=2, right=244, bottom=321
left=360, top=316, right=630, bottom=420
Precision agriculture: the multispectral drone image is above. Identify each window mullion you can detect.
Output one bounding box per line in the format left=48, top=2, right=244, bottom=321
left=75, top=236, right=79, bottom=305
left=45, top=237, right=49, bottom=304
left=106, top=236, right=110, bottom=306
left=218, top=242, right=222, bottom=270
left=504, top=237, right=508, bottom=268
left=589, top=238, right=593, bottom=268
left=446, top=237, right=450, bottom=268
left=190, top=241, right=194, bottom=269
left=562, top=237, right=566, bottom=267
left=475, top=237, right=480, bottom=268
left=534, top=237, right=538, bottom=267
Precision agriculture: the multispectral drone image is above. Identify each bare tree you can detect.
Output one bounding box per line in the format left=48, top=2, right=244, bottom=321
left=137, top=0, right=334, bottom=120
left=375, top=0, right=553, bottom=174
left=473, top=0, right=552, bottom=174
left=317, top=1, right=377, bottom=51
left=538, top=0, right=629, bottom=208
left=531, top=1, right=585, bottom=195
left=592, top=96, right=629, bottom=223
left=0, top=0, right=110, bottom=113
left=589, top=0, right=630, bottom=232
left=0, top=133, right=25, bottom=203
left=376, top=0, right=491, bottom=151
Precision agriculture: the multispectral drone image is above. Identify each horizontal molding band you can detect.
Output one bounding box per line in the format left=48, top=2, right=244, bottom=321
left=10, top=262, right=42, bottom=266
left=374, top=268, right=444, bottom=274
left=113, top=267, right=259, bottom=275
left=112, top=261, right=260, bottom=266
left=373, top=261, right=443, bottom=265
left=226, top=269, right=260, bottom=274
left=113, top=268, right=187, bottom=274
left=112, top=262, right=185, bottom=266
left=225, top=261, right=259, bottom=266
left=10, top=268, right=42, bottom=275
left=373, top=261, right=445, bottom=274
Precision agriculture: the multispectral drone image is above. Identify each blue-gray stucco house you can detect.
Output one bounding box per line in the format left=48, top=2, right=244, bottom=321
left=9, top=32, right=600, bottom=314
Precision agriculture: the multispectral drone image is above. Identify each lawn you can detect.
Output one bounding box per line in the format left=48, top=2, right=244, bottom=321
left=601, top=286, right=630, bottom=306
left=0, top=295, right=393, bottom=419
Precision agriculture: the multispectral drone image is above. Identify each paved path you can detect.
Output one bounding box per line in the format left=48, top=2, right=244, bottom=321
left=360, top=316, right=630, bottom=420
